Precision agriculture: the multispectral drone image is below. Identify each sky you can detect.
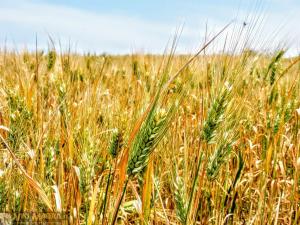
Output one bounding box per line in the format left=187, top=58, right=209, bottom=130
left=0, top=0, right=300, bottom=54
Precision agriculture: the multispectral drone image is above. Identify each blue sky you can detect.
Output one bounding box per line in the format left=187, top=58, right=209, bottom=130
left=0, top=0, right=300, bottom=54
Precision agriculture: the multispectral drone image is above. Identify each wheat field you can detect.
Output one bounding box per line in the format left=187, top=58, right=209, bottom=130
left=0, top=34, right=299, bottom=225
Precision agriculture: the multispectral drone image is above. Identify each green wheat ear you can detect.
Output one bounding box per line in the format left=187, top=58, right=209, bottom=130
left=206, top=139, right=234, bottom=181
left=47, top=50, right=56, bottom=71
left=266, top=50, right=285, bottom=85
left=174, top=176, right=187, bottom=224
left=126, top=108, right=168, bottom=177
left=202, top=84, right=231, bottom=143
left=108, top=128, right=123, bottom=158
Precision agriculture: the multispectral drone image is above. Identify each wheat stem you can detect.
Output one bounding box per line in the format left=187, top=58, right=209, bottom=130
left=110, top=177, right=129, bottom=225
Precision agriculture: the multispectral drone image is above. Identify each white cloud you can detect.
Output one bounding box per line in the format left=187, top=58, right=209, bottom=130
left=0, top=0, right=208, bottom=53
left=0, top=0, right=299, bottom=55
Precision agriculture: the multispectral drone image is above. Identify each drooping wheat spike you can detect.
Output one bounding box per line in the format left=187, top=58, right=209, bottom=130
left=206, top=139, right=234, bottom=181
left=108, top=128, right=123, bottom=158
left=202, top=85, right=231, bottom=143
left=126, top=108, right=168, bottom=177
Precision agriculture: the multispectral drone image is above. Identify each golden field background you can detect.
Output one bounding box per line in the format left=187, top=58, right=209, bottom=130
left=0, top=47, right=299, bottom=224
